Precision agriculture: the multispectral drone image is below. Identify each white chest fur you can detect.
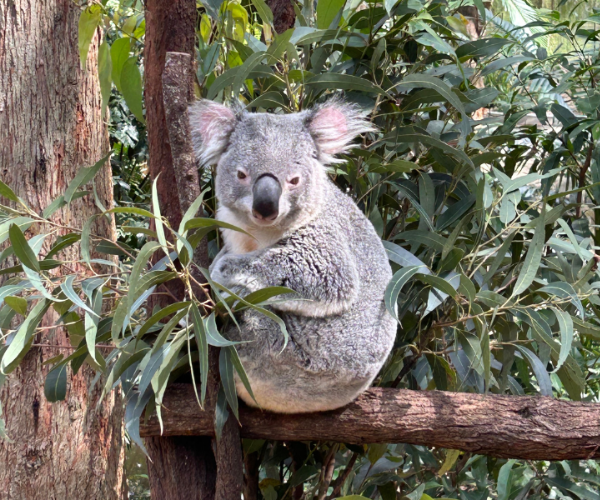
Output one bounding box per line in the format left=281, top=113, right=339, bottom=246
left=217, top=206, right=284, bottom=254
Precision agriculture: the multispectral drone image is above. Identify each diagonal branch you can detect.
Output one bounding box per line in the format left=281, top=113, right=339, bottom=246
left=141, top=384, right=600, bottom=461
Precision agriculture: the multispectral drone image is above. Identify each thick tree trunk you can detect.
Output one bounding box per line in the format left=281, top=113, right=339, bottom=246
left=146, top=49, right=244, bottom=500
left=144, top=3, right=208, bottom=496
left=141, top=385, right=600, bottom=461
left=145, top=4, right=242, bottom=496
left=0, top=2, right=124, bottom=499
left=145, top=436, right=217, bottom=500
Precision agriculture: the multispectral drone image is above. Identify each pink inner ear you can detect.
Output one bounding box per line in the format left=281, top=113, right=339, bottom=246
left=312, top=107, right=348, bottom=135
left=198, top=104, right=235, bottom=141
left=311, top=106, right=349, bottom=155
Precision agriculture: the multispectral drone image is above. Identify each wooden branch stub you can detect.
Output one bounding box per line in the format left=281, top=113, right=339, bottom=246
left=162, top=52, right=197, bottom=214
left=141, top=385, right=600, bottom=461
left=162, top=51, right=209, bottom=270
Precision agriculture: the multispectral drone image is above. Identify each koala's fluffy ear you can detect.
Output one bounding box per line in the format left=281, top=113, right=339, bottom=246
left=306, top=99, right=376, bottom=165
left=189, top=100, right=241, bottom=166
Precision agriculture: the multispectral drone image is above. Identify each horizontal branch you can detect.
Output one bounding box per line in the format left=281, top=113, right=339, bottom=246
left=140, top=385, right=600, bottom=460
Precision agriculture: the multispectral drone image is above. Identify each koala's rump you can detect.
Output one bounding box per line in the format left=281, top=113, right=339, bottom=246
left=227, top=300, right=396, bottom=413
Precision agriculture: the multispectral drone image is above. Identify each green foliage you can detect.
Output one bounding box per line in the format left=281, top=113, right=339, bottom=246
left=2, top=0, right=600, bottom=498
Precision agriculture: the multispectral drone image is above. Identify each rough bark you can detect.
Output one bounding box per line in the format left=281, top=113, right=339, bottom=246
left=0, top=2, right=124, bottom=499
left=145, top=436, right=217, bottom=500
left=243, top=451, right=260, bottom=500
left=162, top=52, right=209, bottom=276
left=160, top=50, right=244, bottom=500
left=215, top=413, right=244, bottom=500
left=145, top=0, right=197, bottom=233
left=141, top=385, right=600, bottom=461
left=144, top=3, right=218, bottom=498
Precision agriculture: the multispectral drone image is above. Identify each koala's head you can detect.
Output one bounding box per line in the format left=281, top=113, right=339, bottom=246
left=189, top=98, right=374, bottom=230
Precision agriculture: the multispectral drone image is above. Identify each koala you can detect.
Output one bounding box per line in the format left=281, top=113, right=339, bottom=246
left=189, top=98, right=397, bottom=413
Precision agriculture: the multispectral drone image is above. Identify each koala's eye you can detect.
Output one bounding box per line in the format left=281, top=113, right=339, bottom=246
left=289, top=177, right=300, bottom=186
left=311, top=151, right=318, bottom=159
left=237, top=170, right=247, bottom=180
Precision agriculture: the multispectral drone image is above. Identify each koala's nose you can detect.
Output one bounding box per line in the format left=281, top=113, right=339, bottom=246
left=252, top=174, right=281, bottom=221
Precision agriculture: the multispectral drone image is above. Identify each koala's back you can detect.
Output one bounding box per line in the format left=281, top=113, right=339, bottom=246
left=328, top=183, right=392, bottom=301
left=232, top=181, right=396, bottom=413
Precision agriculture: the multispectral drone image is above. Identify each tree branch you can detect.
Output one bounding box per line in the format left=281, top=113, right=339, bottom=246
left=576, top=141, right=595, bottom=219
left=141, top=385, right=600, bottom=461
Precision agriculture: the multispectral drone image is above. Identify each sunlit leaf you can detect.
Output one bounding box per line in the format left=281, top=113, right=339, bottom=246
left=1, top=299, right=50, bottom=374
left=78, top=5, right=102, bottom=69
left=551, top=307, right=573, bottom=373
left=152, top=177, right=168, bottom=250
left=9, top=223, right=39, bottom=271
left=98, top=41, right=112, bottom=119
left=121, top=57, right=145, bottom=124
left=317, top=0, right=346, bottom=29
left=110, top=37, right=131, bottom=92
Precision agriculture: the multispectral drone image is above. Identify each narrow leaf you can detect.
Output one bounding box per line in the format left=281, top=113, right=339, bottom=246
left=219, top=347, right=239, bottom=419
left=110, top=37, right=131, bottom=92
left=44, top=363, right=69, bottom=402
left=1, top=300, right=50, bottom=374
left=226, top=345, right=257, bottom=406
left=9, top=224, right=40, bottom=271
left=121, top=57, right=145, bottom=124
left=64, top=152, right=111, bottom=204
left=551, top=308, right=573, bottom=373
left=191, top=303, right=209, bottom=406
left=515, top=346, right=553, bottom=396
left=384, top=266, right=422, bottom=320
left=152, top=177, right=168, bottom=250
left=98, top=41, right=112, bottom=119
left=78, top=5, right=102, bottom=69
left=513, top=212, right=545, bottom=296
left=0, top=180, right=19, bottom=203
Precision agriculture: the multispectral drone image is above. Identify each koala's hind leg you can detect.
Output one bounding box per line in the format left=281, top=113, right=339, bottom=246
left=223, top=309, right=316, bottom=410
left=224, top=310, right=367, bottom=413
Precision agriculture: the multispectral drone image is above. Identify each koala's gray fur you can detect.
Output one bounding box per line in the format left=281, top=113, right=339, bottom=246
left=189, top=98, right=396, bottom=413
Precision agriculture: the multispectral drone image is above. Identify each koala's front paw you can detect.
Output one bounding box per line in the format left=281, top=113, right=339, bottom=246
left=209, top=253, right=234, bottom=286
left=209, top=253, right=262, bottom=296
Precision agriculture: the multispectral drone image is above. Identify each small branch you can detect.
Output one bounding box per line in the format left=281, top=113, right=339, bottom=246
left=317, top=444, right=338, bottom=500
left=243, top=451, right=260, bottom=500
left=327, top=452, right=358, bottom=500
left=576, top=142, right=595, bottom=218
left=30, top=343, right=115, bottom=350
left=163, top=53, right=243, bottom=499
left=162, top=52, right=210, bottom=271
